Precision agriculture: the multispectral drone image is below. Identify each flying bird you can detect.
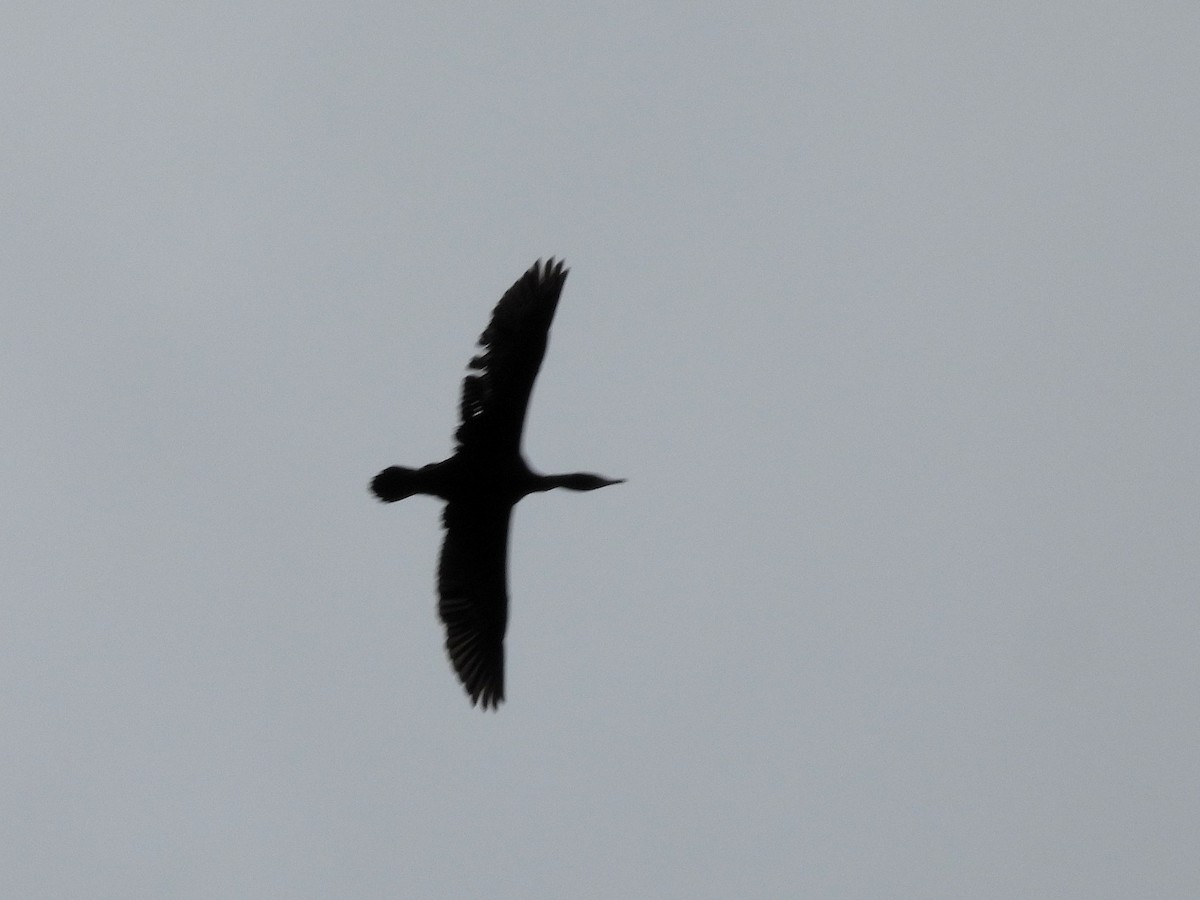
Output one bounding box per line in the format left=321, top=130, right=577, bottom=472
left=371, top=259, right=623, bottom=709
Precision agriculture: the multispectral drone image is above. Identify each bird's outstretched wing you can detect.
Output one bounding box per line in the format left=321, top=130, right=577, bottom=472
left=437, top=500, right=513, bottom=709
left=455, top=259, right=568, bottom=455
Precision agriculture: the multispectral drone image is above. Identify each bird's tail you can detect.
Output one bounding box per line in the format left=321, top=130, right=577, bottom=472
left=370, top=466, right=425, bottom=502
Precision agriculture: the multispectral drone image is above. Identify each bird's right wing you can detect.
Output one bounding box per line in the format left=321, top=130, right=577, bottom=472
left=437, top=500, right=513, bottom=709
left=454, top=259, right=568, bottom=456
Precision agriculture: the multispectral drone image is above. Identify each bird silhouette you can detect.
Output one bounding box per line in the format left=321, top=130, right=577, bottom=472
left=371, top=259, right=623, bottom=709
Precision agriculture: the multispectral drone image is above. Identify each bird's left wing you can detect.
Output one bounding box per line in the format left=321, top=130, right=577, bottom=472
left=437, top=500, right=513, bottom=709
left=455, top=259, right=568, bottom=456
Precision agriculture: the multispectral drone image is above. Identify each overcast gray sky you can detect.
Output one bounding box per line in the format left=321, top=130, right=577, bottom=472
left=3, top=3, right=1198, bottom=898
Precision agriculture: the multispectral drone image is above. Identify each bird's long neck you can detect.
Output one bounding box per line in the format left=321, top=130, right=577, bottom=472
left=531, top=472, right=623, bottom=493
left=527, top=472, right=568, bottom=493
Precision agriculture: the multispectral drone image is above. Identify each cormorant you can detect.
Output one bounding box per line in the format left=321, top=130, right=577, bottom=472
left=371, top=259, right=623, bottom=709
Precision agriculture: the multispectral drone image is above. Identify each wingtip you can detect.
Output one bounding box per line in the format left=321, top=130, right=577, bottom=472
left=463, top=670, right=505, bottom=710
left=471, top=690, right=505, bottom=711
left=531, top=257, right=569, bottom=282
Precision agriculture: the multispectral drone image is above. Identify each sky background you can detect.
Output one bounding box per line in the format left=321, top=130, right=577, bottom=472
left=3, top=3, right=1198, bottom=897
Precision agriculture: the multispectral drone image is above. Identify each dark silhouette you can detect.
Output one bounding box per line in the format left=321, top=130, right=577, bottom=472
left=371, top=259, right=623, bottom=709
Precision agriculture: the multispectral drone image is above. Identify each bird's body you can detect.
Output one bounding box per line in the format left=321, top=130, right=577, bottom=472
left=371, top=260, right=622, bottom=709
